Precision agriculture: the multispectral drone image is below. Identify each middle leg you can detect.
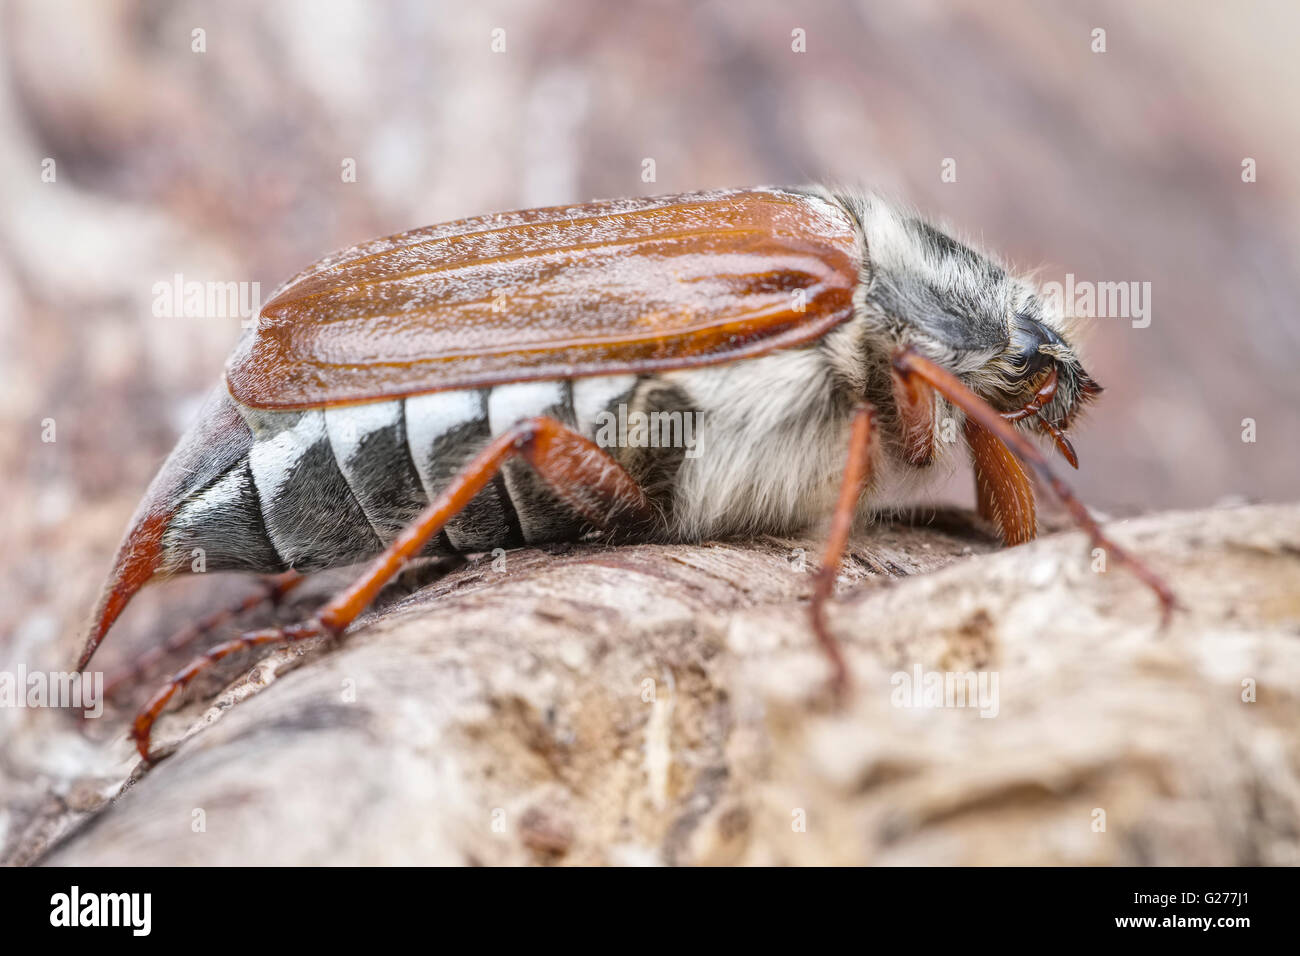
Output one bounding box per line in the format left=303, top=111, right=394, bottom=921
left=810, top=402, right=879, bottom=694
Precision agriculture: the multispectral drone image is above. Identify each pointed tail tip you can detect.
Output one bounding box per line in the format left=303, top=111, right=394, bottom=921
left=76, top=383, right=256, bottom=673
left=76, top=510, right=173, bottom=673
left=77, top=597, right=120, bottom=673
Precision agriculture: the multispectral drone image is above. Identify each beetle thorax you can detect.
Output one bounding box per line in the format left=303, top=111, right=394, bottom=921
left=657, top=347, right=862, bottom=540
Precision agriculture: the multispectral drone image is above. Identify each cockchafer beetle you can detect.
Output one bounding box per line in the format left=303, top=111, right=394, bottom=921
left=77, top=187, right=1176, bottom=760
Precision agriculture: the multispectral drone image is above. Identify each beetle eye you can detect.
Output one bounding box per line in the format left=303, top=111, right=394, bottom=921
left=1009, top=313, right=1060, bottom=379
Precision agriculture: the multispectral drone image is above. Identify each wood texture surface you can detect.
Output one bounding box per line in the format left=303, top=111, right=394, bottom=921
left=4, top=504, right=1297, bottom=865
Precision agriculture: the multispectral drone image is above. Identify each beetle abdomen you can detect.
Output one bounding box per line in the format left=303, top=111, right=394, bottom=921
left=163, top=375, right=645, bottom=576
left=162, top=456, right=284, bottom=574
left=241, top=406, right=387, bottom=570
left=401, top=388, right=520, bottom=552
left=323, top=399, right=431, bottom=546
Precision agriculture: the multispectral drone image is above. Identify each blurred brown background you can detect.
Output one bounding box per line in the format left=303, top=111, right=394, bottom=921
left=2, top=0, right=1298, bottom=659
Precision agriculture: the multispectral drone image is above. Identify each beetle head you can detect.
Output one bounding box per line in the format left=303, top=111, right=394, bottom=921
left=848, top=193, right=1100, bottom=442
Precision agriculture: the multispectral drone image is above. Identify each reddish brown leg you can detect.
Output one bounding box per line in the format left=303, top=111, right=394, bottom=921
left=893, top=346, right=1177, bottom=622
left=104, top=570, right=303, bottom=698
left=967, top=419, right=1037, bottom=546
left=810, top=402, right=878, bottom=695
left=890, top=365, right=937, bottom=466
left=130, top=417, right=654, bottom=762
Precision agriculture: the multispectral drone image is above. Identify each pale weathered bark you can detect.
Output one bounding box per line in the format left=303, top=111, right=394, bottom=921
left=3, top=503, right=1298, bottom=865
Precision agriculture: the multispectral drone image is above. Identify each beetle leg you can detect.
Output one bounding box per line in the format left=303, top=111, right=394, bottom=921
left=890, top=365, right=937, bottom=465
left=129, top=416, right=654, bottom=762
left=129, top=620, right=328, bottom=758
left=104, top=571, right=304, bottom=699
left=810, top=402, right=878, bottom=696
left=966, top=418, right=1037, bottom=546
left=892, top=345, right=1178, bottom=624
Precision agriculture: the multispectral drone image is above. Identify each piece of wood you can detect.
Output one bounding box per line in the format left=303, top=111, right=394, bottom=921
left=3, top=503, right=1298, bottom=865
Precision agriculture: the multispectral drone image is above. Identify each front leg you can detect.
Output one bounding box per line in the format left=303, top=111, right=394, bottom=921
left=127, top=416, right=655, bottom=762
left=966, top=418, right=1037, bottom=546
left=810, top=402, right=879, bottom=694
left=893, top=345, right=1177, bottom=622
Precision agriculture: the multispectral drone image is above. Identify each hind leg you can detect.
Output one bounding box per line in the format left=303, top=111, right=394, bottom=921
left=129, top=416, right=654, bottom=762
left=104, top=571, right=304, bottom=699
